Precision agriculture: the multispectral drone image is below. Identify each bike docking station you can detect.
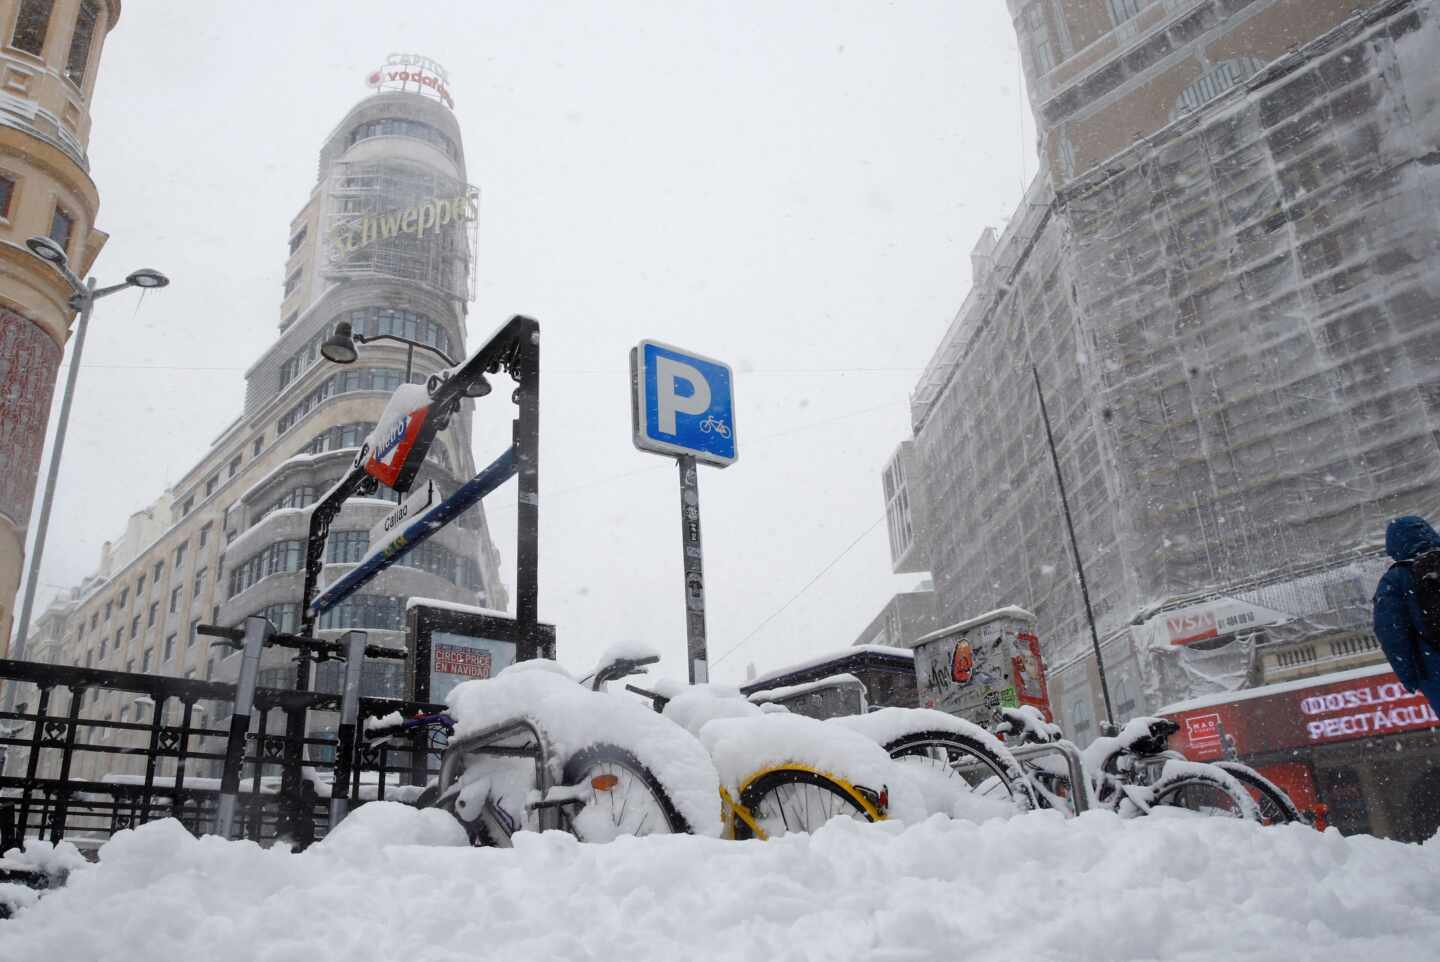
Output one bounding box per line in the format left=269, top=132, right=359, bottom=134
left=630, top=340, right=738, bottom=684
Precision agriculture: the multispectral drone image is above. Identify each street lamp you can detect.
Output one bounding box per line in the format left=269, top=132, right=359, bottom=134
left=321, top=321, right=490, bottom=397
left=7, top=239, right=170, bottom=675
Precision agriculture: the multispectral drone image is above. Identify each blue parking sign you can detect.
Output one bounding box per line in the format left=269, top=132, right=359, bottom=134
left=630, top=340, right=737, bottom=466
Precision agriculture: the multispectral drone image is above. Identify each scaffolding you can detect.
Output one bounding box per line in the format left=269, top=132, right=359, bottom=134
left=908, top=0, right=1440, bottom=709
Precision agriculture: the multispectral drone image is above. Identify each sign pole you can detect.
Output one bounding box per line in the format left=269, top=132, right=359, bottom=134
left=677, top=455, right=708, bottom=683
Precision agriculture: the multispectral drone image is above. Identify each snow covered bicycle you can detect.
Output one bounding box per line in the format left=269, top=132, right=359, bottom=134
left=365, top=650, right=721, bottom=845
left=633, top=683, right=916, bottom=839
left=993, top=708, right=1268, bottom=822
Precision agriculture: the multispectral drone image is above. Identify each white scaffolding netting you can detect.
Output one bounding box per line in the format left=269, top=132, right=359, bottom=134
left=911, top=0, right=1440, bottom=708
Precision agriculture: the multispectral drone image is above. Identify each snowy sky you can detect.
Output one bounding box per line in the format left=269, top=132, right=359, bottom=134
left=26, top=1, right=1036, bottom=684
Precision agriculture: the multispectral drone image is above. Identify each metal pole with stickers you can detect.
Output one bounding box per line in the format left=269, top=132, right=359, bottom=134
left=630, top=341, right=737, bottom=684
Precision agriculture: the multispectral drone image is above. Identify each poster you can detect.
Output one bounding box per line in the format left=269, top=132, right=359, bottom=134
left=429, top=631, right=516, bottom=704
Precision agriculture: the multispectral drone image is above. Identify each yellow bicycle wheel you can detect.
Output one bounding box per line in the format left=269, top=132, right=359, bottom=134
left=732, top=766, right=882, bottom=840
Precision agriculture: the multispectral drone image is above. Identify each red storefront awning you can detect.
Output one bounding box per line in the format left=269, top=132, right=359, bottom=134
left=1160, top=664, right=1440, bottom=761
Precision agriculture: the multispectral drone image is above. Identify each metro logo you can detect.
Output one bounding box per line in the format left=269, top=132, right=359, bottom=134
left=363, top=405, right=430, bottom=490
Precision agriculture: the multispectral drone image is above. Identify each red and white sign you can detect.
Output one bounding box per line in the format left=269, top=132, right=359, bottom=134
left=434, top=643, right=492, bottom=680
left=366, top=53, right=454, bottom=109
left=1167, top=611, right=1218, bottom=646
left=1165, top=668, right=1439, bottom=760
left=1184, top=712, right=1222, bottom=748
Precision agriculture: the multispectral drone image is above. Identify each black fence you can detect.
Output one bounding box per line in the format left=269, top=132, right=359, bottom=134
left=0, top=657, right=443, bottom=854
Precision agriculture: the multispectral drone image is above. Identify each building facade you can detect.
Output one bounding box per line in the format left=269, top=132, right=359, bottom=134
left=0, top=0, right=120, bottom=652
left=19, top=65, right=508, bottom=780
left=888, top=0, right=1440, bottom=751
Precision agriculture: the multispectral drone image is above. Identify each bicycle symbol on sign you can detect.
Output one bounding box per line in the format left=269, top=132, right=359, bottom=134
left=698, top=415, right=731, bottom=439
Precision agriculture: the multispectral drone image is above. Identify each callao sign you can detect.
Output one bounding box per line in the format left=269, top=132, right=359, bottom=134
left=367, top=53, right=454, bottom=109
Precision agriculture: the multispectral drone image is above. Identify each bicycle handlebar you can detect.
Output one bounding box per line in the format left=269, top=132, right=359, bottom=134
left=195, top=623, right=406, bottom=662
left=364, top=712, right=457, bottom=741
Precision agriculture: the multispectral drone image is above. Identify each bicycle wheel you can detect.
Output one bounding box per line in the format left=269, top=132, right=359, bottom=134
left=1212, top=761, right=1305, bottom=825
left=561, top=743, right=689, bottom=842
left=1146, top=767, right=1259, bottom=821
left=733, top=767, right=876, bottom=840
left=883, top=731, right=1032, bottom=811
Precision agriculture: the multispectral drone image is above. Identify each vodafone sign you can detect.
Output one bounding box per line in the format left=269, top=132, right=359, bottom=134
left=1165, top=667, right=1439, bottom=760
left=367, top=53, right=454, bottom=109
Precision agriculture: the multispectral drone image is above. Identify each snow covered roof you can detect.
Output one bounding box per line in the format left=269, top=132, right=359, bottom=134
left=742, top=645, right=912, bottom=694
left=404, top=596, right=510, bottom=619
left=1157, top=661, right=1395, bottom=716
left=747, top=673, right=865, bottom=704
left=909, top=606, right=1036, bottom=648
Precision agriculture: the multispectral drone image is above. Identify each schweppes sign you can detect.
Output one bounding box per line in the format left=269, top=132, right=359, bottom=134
left=332, top=189, right=479, bottom=262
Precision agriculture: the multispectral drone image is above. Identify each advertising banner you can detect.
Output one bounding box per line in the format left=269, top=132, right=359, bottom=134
left=1165, top=666, right=1440, bottom=761
left=428, top=631, right=516, bottom=704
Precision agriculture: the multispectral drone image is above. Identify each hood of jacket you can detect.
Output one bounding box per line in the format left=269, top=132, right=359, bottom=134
left=1386, top=516, right=1440, bottom=561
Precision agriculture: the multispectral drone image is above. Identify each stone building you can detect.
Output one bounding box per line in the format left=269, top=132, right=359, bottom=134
left=0, top=0, right=121, bottom=650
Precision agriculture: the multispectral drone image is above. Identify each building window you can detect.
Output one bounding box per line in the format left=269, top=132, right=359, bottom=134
left=119, top=587, right=128, bottom=608
left=0, top=175, right=14, bottom=220
left=288, top=226, right=307, bottom=255
left=205, top=475, right=218, bottom=497
left=63, top=1, right=99, bottom=87
left=199, top=522, right=211, bottom=548
left=348, top=117, right=459, bottom=161
left=1025, top=4, right=1055, bottom=75
left=175, top=542, right=187, bottom=568
left=153, top=560, right=163, bottom=582
left=1171, top=58, right=1266, bottom=120
left=228, top=540, right=304, bottom=597
left=99, top=638, right=107, bottom=659
left=193, top=568, right=206, bottom=598
left=137, top=574, right=145, bottom=597
left=148, top=601, right=158, bottom=627
left=141, top=648, right=152, bottom=672
left=1108, top=0, right=1143, bottom=24
left=49, top=206, right=74, bottom=255
left=104, top=600, right=112, bottom=621
left=9, top=0, right=53, bottom=56
left=169, top=585, right=182, bottom=614
left=228, top=455, right=241, bottom=478
left=283, top=269, right=302, bottom=297
left=276, top=367, right=407, bottom=434
left=253, top=436, right=264, bottom=456
left=89, top=612, right=97, bottom=630
left=129, top=615, right=139, bottom=640
left=166, top=633, right=177, bottom=659
left=180, top=496, right=195, bottom=517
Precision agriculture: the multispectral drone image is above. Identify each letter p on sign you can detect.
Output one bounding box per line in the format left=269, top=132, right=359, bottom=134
left=631, top=340, right=737, bottom=466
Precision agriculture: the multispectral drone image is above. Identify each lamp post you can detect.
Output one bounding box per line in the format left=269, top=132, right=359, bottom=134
left=320, top=321, right=489, bottom=397
left=7, top=237, right=169, bottom=673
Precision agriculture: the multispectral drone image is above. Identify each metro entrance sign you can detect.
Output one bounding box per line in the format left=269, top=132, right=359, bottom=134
left=630, top=340, right=737, bottom=684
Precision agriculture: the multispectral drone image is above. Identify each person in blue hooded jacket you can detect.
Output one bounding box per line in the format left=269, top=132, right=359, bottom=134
left=1373, top=515, right=1440, bottom=713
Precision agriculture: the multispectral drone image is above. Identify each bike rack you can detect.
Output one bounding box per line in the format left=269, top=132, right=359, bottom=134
left=435, top=717, right=562, bottom=834
left=1010, top=741, right=1094, bottom=816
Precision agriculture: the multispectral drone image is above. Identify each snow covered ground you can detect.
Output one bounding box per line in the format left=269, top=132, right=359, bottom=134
left=2, top=804, right=1436, bottom=962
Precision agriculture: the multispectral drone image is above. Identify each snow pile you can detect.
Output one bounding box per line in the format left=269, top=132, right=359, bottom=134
left=662, top=683, right=762, bottom=737
left=3, top=811, right=1438, bottom=961
left=747, top=672, right=865, bottom=704
left=831, top=707, right=1022, bottom=772
left=445, top=661, right=722, bottom=836
left=0, top=839, right=87, bottom=917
